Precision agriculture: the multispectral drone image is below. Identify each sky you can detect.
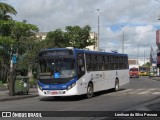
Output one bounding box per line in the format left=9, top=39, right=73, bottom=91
left=2, top=0, right=160, bottom=61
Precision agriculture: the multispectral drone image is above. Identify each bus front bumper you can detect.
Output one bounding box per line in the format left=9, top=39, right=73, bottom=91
left=38, top=86, right=78, bottom=97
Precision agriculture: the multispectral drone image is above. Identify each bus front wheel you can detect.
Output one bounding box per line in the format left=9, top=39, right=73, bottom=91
left=86, top=82, right=94, bottom=98
left=114, top=79, right=119, bottom=92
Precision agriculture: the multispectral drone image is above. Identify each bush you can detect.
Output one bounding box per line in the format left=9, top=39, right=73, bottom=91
left=1, top=79, right=6, bottom=83
left=29, top=79, right=37, bottom=88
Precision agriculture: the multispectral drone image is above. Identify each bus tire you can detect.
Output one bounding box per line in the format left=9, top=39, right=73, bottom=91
left=114, top=79, right=119, bottom=92
left=86, top=82, right=94, bottom=98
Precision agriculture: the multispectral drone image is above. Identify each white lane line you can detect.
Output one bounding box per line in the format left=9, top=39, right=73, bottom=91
left=128, top=89, right=144, bottom=94
left=152, top=92, right=160, bottom=95
left=137, top=90, right=151, bottom=94
left=58, top=108, right=74, bottom=111
left=148, top=88, right=158, bottom=91
left=117, top=89, right=133, bottom=94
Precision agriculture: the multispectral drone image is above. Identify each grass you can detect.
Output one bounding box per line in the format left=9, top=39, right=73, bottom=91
left=0, top=81, right=3, bottom=87
left=0, top=80, right=8, bottom=88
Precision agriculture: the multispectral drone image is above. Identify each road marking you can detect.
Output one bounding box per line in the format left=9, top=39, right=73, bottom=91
left=137, top=90, right=151, bottom=94
left=152, top=92, right=160, bottom=95
left=106, top=88, right=160, bottom=96
left=117, top=89, right=133, bottom=94
left=128, top=89, right=144, bottom=94
left=148, top=88, right=157, bottom=91
left=58, top=108, right=74, bottom=111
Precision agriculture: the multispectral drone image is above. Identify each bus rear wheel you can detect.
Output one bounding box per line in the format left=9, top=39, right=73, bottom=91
left=86, top=82, right=94, bottom=98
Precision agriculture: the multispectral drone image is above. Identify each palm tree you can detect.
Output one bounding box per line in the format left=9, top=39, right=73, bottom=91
left=0, top=2, right=17, bottom=20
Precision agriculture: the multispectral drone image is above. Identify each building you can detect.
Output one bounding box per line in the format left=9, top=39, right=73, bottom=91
left=86, top=32, right=98, bottom=51
left=128, top=59, right=139, bottom=69
left=36, top=32, right=48, bottom=40
left=128, top=58, right=149, bottom=69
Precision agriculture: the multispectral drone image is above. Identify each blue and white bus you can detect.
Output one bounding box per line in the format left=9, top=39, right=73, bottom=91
left=37, top=48, right=129, bottom=98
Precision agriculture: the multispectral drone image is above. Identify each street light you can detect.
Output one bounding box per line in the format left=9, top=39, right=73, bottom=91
left=122, top=26, right=125, bottom=53
left=90, top=9, right=101, bottom=51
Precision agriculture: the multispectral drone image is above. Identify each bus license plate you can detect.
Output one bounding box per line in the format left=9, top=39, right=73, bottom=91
left=51, top=91, right=58, bottom=95
left=51, top=91, right=63, bottom=95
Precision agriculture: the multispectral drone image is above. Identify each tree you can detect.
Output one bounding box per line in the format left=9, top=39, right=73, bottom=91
left=0, top=20, right=15, bottom=82
left=46, top=29, right=67, bottom=48
left=0, top=2, right=17, bottom=20
left=46, top=25, right=95, bottom=49
left=11, top=22, right=39, bottom=55
left=0, top=20, right=39, bottom=95
left=0, top=35, right=14, bottom=82
left=142, top=62, right=151, bottom=68
left=9, top=22, right=39, bottom=96
left=65, top=25, right=95, bottom=48
left=0, top=2, right=17, bottom=83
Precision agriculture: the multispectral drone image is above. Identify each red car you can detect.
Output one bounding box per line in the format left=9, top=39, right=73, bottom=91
left=129, top=68, right=139, bottom=78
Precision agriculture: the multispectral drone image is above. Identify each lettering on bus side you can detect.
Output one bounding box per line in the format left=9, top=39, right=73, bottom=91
left=91, top=73, right=103, bottom=80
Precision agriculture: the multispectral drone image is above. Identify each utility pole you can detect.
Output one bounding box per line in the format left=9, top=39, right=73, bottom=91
left=97, top=9, right=100, bottom=51
left=144, top=49, right=146, bottom=64
left=90, top=9, right=102, bottom=51
left=121, top=26, right=125, bottom=54
left=137, top=41, right=139, bottom=66
left=122, top=27, right=124, bottom=53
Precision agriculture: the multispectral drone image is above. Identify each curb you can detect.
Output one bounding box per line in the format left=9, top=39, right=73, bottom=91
left=0, top=94, right=38, bottom=102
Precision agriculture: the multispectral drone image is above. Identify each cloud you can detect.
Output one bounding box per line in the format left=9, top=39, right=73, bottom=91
left=5, top=0, right=159, bottom=60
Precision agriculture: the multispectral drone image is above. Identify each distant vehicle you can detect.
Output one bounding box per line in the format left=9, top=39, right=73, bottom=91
left=37, top=48, right=129, bottom=98
left=139, top=66, right=150, bottom=76
left=129, top=67, right=139, bottom=78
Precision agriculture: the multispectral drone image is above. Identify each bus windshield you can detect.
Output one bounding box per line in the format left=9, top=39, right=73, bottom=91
left=38, top=57, right=76, bottom=79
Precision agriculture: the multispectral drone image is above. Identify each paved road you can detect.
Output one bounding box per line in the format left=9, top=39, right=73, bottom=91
left=0, top=77, right=160, bottom=120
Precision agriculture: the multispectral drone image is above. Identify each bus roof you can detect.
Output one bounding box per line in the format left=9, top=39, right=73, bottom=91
left=40, top=48, right=128, bottom=57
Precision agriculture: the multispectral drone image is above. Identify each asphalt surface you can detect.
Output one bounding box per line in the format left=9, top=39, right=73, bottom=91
left=0, top=77, right=160, bottom=120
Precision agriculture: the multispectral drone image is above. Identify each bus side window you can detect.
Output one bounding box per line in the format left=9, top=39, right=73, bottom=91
left=77, top=53, right=85, bottom=78
left=86, top=54, right=91, bottom=71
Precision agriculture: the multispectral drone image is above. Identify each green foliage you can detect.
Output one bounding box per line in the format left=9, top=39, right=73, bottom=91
left=0, top=36, right=14, bottom=64
left=29, top=79, right=37, bottom=86
left=0, top=20, right=15, bottom=36
left=142, top=62, right=151, bottom=68
left=0, top=36, right=14, bottom=45
left=65, top=25, right=95, bottom=48
left=11, top=22, right=39, bottom=55
left=46, top=25, right=95, bottom=49
left=11, top=22, right=39, bottom=70
left=46, top=29, right=66, bottom=48
left=0, top=20, right=39, bottom=81
left=0, top=2, right=17, bottom=20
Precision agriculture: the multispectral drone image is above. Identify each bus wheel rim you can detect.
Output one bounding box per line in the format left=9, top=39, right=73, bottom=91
left=87, top=84, right=93, bottom=97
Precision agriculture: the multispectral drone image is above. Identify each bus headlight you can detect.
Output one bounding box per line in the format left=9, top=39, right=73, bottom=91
left=67, top=82, right=76, bottom=90
left=67, top=85, right=72, bottom=90
left=38, top=85, right=43, bottom=91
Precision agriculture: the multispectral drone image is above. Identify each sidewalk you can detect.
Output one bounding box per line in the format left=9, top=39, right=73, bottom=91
left=0, top=88, right=38, bottom=102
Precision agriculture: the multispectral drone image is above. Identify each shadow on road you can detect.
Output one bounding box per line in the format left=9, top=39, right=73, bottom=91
left=39, top=88, right=127, bottom=102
